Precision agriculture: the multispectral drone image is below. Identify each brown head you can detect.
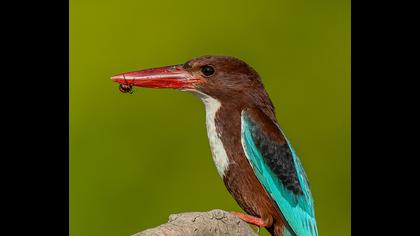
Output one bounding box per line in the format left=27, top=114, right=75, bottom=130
left=111, top=55, right=276, bottom=120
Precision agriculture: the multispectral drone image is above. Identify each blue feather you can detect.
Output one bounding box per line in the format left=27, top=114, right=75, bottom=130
left=241, top=111, right=318, bottom=236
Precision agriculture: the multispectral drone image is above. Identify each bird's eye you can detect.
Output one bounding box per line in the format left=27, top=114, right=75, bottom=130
left=200, top=65, right=215, bottom=77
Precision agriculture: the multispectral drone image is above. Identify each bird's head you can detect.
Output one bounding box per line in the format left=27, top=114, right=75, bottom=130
left=111, top=55, right=275, bottom=117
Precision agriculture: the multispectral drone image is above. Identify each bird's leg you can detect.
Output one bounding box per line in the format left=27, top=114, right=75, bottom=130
left=230, top=212, right=269, bottom=227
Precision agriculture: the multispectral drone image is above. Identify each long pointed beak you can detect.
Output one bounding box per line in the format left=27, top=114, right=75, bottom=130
left=110, top=64, right=201, bottom=89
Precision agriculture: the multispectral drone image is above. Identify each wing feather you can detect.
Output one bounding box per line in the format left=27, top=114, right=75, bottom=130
left=241, top=109, right=318, bottom=236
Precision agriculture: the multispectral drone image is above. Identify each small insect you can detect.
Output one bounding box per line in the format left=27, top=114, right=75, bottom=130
left=119, top=83, right=133, bottom=94
left=118, top=74, right=134, bottom=94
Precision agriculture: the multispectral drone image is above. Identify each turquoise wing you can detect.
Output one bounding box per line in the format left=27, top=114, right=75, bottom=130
left=241, top=110, right=318, bottom=236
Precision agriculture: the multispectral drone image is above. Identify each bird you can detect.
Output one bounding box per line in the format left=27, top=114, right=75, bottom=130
left=111, top=55, right=318, bottom=236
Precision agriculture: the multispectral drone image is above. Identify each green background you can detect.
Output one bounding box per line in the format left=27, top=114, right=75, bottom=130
left=70, top=0, right=350, bottom=235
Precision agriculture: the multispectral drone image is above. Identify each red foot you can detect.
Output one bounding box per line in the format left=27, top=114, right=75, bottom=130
left=230, top=212, right=268, bottom=227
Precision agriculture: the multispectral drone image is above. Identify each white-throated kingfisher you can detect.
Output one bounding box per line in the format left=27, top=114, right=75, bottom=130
left=111, top=56, right=318, bottom=236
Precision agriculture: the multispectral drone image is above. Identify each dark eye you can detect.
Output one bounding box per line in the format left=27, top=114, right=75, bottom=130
left=200, top=65, right=215, bottom=76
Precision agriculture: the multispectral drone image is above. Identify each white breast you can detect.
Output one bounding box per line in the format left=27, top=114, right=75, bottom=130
left=193, top=92, right=229, bottom=177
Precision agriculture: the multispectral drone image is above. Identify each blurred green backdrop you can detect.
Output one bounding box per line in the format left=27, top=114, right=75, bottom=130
left=70, top=0, right=350, bottom=235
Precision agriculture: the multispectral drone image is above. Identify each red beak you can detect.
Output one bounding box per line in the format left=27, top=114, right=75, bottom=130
left=110, top=64, right=201, bottom=89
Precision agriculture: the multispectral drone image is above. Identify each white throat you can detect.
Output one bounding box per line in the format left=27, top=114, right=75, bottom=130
left=193, top=91, right=230, bottom=177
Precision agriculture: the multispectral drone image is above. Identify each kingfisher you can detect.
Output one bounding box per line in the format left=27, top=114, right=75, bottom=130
left=111, top=56, right=318, bottom=236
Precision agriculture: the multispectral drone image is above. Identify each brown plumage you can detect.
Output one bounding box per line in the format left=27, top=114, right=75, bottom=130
left=182, top=57, right=291, bottom=235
